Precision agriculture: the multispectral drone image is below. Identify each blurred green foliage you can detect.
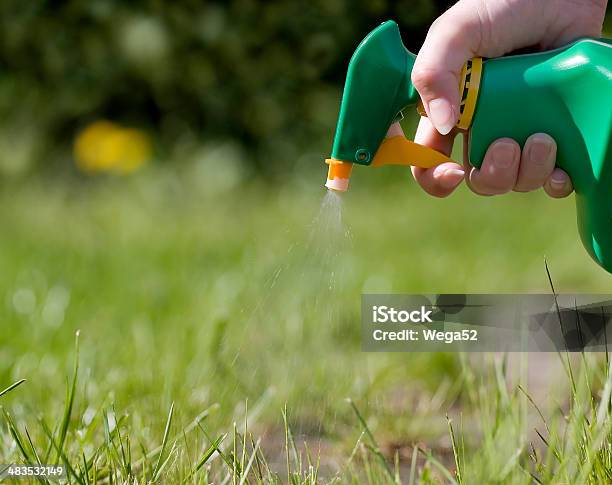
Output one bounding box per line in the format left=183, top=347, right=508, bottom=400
left=0, top=0, right=452, bottom=174
left=0, top=2, right=609, bottom=177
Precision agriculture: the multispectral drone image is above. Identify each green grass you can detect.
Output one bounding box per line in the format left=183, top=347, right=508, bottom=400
left=0, top=166, right=610, bottom=483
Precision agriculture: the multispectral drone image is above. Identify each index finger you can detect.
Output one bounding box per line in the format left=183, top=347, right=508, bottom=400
left=410, top=117, right=464, bottom=197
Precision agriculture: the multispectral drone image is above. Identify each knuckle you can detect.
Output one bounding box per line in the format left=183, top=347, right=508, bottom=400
left=468, top=175, right=501, bottom=196
left=469, top=185, right=496, bottom=196
left=420, top=186, right=441, bottom=197
left=477, top=175, right=514, bottom=194
left=428, top=14, right=465, bottom=41
left=516, top=168, right=552, bottom=191
left=514, top=181, right=540, bottom=193
left=545, top=187, right=563, bottom=199
left=419, top=182, right=447, bottom=198
left=429, top=15, right=446, bottom=31
left=411, top=65, right=439, bottom=92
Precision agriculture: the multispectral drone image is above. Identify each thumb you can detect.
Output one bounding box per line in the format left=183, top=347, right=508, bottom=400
left=411, top=2, right=482, bottom=135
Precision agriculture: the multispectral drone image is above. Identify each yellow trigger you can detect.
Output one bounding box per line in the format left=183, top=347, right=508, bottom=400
left=371, top=135, right=453, bottom=168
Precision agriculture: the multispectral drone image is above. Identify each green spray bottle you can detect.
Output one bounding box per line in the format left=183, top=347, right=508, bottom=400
left=325, top=20, right=612, bottom=274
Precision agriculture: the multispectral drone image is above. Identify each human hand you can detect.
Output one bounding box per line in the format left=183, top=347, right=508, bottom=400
left=407, top=0, right=608, bottom=197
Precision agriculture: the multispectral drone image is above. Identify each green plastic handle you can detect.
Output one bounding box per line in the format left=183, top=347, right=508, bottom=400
left=470, top=38, right=612, bottom=272
left=328, top=20, right=612, bottom=274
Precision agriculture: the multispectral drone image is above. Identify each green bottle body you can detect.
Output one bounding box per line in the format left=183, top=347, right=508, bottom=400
left=470, top=39, right=612, bottom=271
left=328, top=21, right=612, bottom=274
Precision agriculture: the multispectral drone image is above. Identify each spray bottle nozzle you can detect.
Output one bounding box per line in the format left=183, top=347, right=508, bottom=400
left=325, top=159, right=353, bottom=192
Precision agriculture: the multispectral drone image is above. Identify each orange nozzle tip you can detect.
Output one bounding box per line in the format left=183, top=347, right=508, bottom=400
left=324, top=158, right=352, bottom=192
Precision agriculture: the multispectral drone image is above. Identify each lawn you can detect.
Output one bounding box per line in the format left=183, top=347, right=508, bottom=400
left=0, top=162, right=610, bottom=483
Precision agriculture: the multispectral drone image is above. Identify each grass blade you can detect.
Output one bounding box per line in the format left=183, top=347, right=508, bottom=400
left=0, top=379, right=26, bottom=399
left=3, top=408, right=33, bottom=463
left=39, top=417, right=85, bottom=485
left=152, top=401, right=175, bottom=481
left=347, top=398, right=395, bottom=482
left=408, top=445, right=418, bottom=485
left=418, top=446, right=458, bottom=485
left=55, top=330, right=80, bottom=465
left=447, top=414, right=462, bottom=484
left=238, top=438, right=260, bottom=485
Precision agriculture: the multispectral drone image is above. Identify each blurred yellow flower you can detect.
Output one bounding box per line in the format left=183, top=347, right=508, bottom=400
left=74, top=121, right=151, bottom=174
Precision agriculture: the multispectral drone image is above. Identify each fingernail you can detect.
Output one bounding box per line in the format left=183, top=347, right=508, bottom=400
left=550, top=172, right=567, bottom=189
left=492, top=141, right=518, bottom=169
left=437, top=167, right=465, bottom=189
left=428, top=98, right=455, bottom=135
left=528, top=137, right=553, bottom=165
